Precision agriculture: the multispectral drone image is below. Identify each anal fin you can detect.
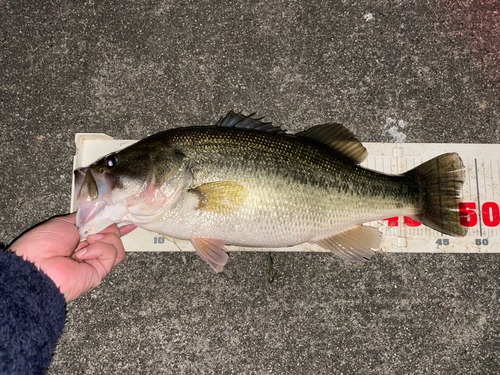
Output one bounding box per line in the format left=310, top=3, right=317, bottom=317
left=191, top=238, right=229, bottom=272
left=314, top=226, right=381, bottom=262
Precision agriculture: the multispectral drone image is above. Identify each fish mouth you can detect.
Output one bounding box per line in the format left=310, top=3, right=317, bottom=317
left=74, top=167, right=119, bottom=238
left=74, top=168, right=115, bottom=203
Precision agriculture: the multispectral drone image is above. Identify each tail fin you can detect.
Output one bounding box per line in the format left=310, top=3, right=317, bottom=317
left=404, top=153, right=467, bottom=237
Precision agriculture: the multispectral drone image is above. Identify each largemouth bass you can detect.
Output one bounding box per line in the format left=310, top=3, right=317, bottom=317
left=74, top=111, right=467, bottom=271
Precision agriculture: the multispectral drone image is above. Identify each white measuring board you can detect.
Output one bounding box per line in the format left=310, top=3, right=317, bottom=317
left=71, top=133, right=500, bottom=254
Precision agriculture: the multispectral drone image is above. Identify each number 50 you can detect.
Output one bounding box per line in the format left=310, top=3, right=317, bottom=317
left=459, top=202, right=500, bottom=227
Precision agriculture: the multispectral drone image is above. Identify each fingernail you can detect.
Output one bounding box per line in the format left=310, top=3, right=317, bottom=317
left=76, top=249, right=87, bottom=258
left=89, top=234, right=104, bottom=241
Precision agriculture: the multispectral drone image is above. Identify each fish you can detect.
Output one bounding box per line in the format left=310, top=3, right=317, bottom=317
left=74, top=111, right=467, bottom=272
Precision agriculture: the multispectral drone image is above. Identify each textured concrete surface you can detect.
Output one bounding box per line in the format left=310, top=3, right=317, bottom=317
left=1, top=0, right=499, bottom=374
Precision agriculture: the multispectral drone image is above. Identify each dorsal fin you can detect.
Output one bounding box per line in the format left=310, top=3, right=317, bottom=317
left=216, top=111, right=286, bottom=134
left=297, top=123, right=368, bottom=164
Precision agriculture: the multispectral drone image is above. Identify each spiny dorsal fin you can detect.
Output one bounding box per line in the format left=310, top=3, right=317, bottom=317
left=216, top=110, right=286, bottom=134
left=297, top=123, right=368, bottom=164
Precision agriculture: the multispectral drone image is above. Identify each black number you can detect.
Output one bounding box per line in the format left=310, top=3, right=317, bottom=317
left=436, top=239, right=450, bottom=246
left=154, top=236, right=165, bottom=244
left=476, top=239, right=489, bottom=246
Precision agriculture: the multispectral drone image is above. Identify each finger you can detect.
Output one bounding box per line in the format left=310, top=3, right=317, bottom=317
left=90, top=225, right=130, bottom=266
left=84, top=232, right=126, bottom=266
left=72, top=225, right=133, bottom=260
left=75, top=241, right=120, bottom=280
left=75, top=240, right=88, bottom=252
left=73, top=240, right=89, bottom=256
left=98, top=223, right=121, bottom=236
left=119, top=224, right=137, bottom=237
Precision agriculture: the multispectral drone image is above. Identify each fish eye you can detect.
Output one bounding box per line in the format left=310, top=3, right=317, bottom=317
left=104, top=154, right=118, bottom=168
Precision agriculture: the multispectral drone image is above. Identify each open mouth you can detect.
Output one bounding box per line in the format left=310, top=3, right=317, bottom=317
left=75, top=168, right=97, bottom=202
left=74, top=167, right=117, bottom=237
left=74, top=168, right=115, bottom=203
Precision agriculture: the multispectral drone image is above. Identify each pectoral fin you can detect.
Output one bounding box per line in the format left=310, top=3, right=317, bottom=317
left=314, top=226, right=381, bottom=262
left=192, top=181, right=246, bottom=214
left=191, top=238, right=229, bottom=272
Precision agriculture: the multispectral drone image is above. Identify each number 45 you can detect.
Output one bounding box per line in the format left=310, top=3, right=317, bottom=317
left=436, top=239, right=449, bottom=246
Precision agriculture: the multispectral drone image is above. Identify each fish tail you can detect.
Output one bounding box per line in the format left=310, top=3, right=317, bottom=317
left=404, top=152, right=467, bottom=237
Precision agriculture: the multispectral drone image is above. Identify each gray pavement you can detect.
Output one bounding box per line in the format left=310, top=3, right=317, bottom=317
left=1, top=0, right=500, bottom=374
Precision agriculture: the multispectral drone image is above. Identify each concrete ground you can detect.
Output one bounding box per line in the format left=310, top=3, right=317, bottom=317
left=1, top=0, right=500, bottom=373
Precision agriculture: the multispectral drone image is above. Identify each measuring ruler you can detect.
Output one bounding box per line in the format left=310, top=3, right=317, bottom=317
left=71, top=134, right=500, bottom=254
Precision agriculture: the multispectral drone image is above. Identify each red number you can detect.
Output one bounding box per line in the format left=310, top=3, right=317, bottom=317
left=404, top=216, right=421, bottom=227
left=459, top=202, right=477, bottom=227
left=383, top=202, right=498, bottom=228
left=383, top=217, right=399, bottom=227
left=482, top=202, right=500, bottom=227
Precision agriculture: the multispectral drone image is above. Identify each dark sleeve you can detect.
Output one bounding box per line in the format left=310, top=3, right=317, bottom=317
left=0, top=246, right=66, bottom=375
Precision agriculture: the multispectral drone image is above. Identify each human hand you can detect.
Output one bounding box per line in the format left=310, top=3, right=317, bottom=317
left=9, top=212, right=136, bottom=302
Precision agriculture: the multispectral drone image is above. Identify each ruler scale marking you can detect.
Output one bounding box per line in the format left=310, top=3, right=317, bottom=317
left=475, top=159, right=483, bottom=237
